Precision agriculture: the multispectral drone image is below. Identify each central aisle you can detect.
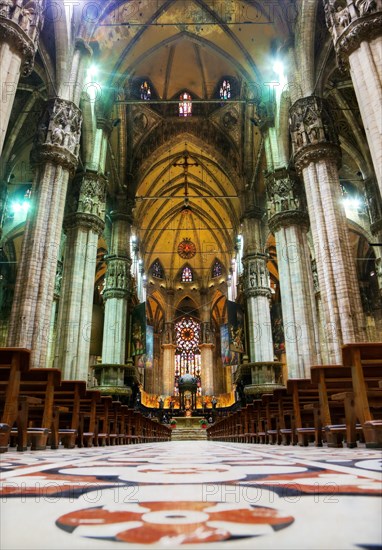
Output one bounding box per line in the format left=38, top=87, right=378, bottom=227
left=1, top=441, right=381, bottom=549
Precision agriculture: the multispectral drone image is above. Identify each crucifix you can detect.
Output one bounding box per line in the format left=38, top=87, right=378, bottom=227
left=173, top=150, right=198, bottom=198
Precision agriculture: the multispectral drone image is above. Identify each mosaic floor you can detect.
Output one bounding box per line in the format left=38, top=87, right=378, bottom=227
left=1, top=441, right=381, bottom=550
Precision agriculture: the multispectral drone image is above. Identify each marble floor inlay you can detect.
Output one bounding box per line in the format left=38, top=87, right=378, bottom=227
left=1, top=442, right=381, bottom=549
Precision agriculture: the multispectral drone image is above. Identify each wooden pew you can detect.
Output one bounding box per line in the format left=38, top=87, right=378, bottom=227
left=310, top=364, right=359, bottom=447
left=49, top=380, right=88, bottom=448
left=12, top=368, right=62, bottom=450
left=77, top=389, right=102, bottom=447
left=340, top=344, right=382, bottom=447
left=0, top=348, right=31, bottom=452
left=286, top=379, right=324, bottom=446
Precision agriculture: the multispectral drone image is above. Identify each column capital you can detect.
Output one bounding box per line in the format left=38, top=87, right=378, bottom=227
left=74, top=37, right=93, bottom=57
left=252, top=100, right=275, bottom=133
left=110, top=198, right=135, bottom=224
left=30, top=98, right=82, bottom=175
left=163, top=322, right=175, bottom=344
left=65, top=171, right=107, bottom=234
left=242, top=254, right=272, bottom=299
left=64, top=212, right=105, bottom=235
left=323, top=0, right=382, bottom=68
left=0, top=0, right=45, bottom=76
left=241, top=205, right=265, bottom=222
left=201, top=321, right=214, bottom=344
left=265, top=167, right=310, bottom=233
left=103, top=256, right=132, bottom=300
left=364, top=176, right=382, bottom=235
left=289, top=96, right=341, bottom=172
left=96, top=116, right=114, bottom=136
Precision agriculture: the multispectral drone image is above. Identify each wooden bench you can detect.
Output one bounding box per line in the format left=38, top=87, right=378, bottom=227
left=48, top=380, right=89, bottom=448
left=310, top=364, right=358, bottom=447
left=0, top=348, right=32, bottom=452
left=341, top=343, right=382, bottom=447
left=287, top=379, right=324, bottom=446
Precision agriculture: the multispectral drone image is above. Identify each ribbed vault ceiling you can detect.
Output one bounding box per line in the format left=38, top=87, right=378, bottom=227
left=91, top=0, right=285, bottom=284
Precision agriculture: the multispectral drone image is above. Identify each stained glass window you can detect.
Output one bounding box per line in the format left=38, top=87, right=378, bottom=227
left=179, top=92, right=192, bottom=117
left=181, top=266, right=193, bottom=282
left=219, top=80, right=231, bottom=101
left=212, top=260, right=223, bottom=278
left=151, top=260, right=164, bottom=279
left=174, top=317, right=202, bottom=395
left=140, top=81, right=151, bottom=100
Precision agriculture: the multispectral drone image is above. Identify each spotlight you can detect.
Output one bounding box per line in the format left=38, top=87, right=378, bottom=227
left=87, top=65, right=99, bottom=78
left=273, top=60, right=284, bottom=75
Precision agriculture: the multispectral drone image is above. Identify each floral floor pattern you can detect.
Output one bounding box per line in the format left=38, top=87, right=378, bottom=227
left=0, top=441, right=381, bottom=549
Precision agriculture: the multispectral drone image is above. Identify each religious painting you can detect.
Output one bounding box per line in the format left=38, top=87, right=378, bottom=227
left=131, top=302, right=146, bottom=356
left=220, top=324, right=239, bottom=366
left=227, top=301, right=245, bottom=354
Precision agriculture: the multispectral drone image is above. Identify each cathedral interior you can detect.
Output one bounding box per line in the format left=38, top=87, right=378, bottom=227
left=1, top=0, right=381, bottom=402
left=0, top=1, right=381, bottom=548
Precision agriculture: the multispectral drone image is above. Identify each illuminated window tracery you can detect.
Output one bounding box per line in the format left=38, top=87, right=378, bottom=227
left=174, top=317, right=201, bottom=395
left=181, top=266, right=193, bottom=282
left=140, top=81, right=151, bottom=100
left=179, top=92, right=192, bottom=117
left=151, top=260, right=164, bottom=279
left=219, top=79, right=231, bottom=100
left=212, top=260, right=223, bottom=278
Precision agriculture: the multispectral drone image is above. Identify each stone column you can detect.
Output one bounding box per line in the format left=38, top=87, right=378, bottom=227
left=242, top=208, right=274, bottom=363
left=365, top=176, right=382, bottom=296
left=54, top=171, right=107, bottom=380
left=7, top=98, right=82, bottom=368
left=46, top=261, right=62, bottom=368
left=162, top=289, right=175, bottom=396
left=102, top=206, right=132, bottom=365
left=266, top=168, right=321, bottom=377
left=200, top=288, right=214, bottom=395
left=0, top=1, right=44, bottom=153
left=290, top=95, right=366, bottom=363
left=324, top=0, right=382, bottom=191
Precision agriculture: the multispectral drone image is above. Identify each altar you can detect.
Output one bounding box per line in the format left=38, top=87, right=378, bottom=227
left=171, top=416, right=203, bottom=429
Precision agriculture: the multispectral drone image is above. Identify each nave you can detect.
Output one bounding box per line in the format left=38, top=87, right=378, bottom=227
left=1, top=441, right=381, bottom=550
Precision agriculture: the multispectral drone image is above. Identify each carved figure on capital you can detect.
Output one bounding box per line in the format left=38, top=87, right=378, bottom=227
left=51, top=124, right=65, bottom=146
left=0, top=0, right=13, bottom=18
left=107, top=263, right=116, bottom=288
left=355, top=0, right=376, bottom=16
left=40, top=100, right=81, bottom=157
left=334, top=5, right=351, bottom=30
left=304, top=109, right=325, bottom=144
left=19, top=4, right=34, bottom=33
left=290, top=97, right=338, bottom=156
left=245, top=258, right=268, bottom=290
left=324, top=0, right=336, bottom=29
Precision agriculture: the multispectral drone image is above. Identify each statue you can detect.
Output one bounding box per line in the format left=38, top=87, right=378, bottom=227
left=51, top=124, right=65, bottom=145
left=335, top=5, right=351, bottom=31
left=355, top=0, right=373, bottom=15
left=0, top=0, right=13, bottom=18
left=19, top=4, right=34, bottom=33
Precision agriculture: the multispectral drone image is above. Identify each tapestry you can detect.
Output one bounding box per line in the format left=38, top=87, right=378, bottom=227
left=227, top=300, right=245, bottom=353
left=131, top=302, right=146, bottom=356
left=221, top=324, right=239, bottom=366
left=137, top=325, right=154, bottom=368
